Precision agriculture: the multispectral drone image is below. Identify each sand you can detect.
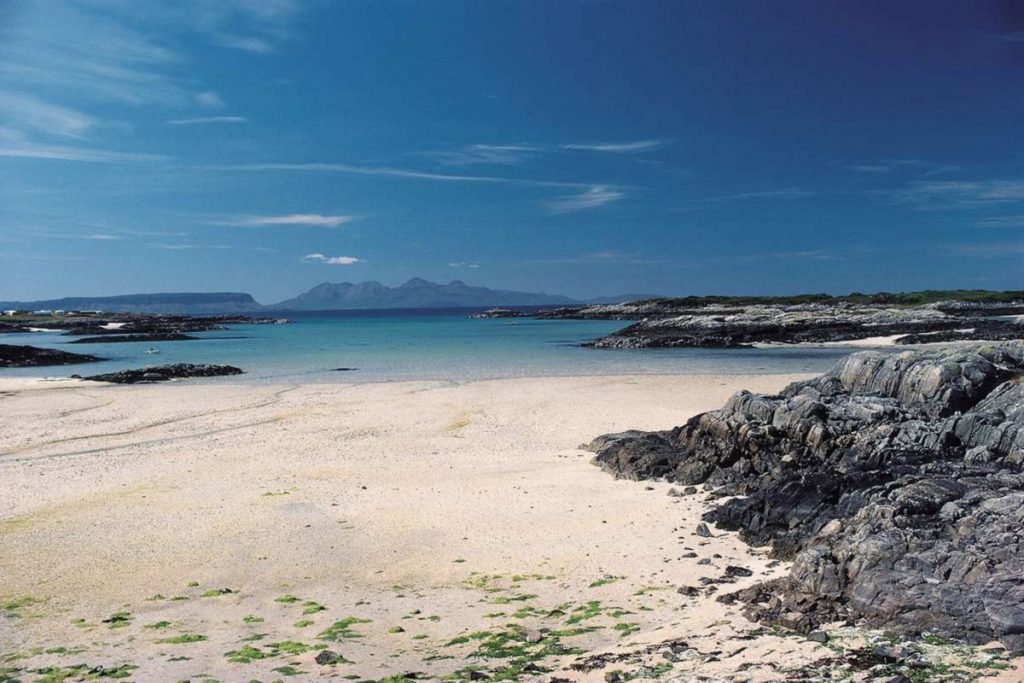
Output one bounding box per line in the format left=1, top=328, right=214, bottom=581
left=0, top=374, right=1018, bottom=682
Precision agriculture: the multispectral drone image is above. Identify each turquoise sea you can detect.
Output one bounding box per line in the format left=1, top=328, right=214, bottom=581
left=2, top=309, right=868, bottom=383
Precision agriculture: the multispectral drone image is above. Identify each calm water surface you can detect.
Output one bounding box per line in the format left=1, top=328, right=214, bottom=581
left=2, top=309, right=877, bottom=383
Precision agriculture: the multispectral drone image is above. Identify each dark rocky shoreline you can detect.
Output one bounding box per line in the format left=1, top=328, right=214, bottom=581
left=0, top=343, right=103, bottom=368
left=587, top=342, right=1024, bottom=654
left=483, top=294, right=1024, bottom=348
left=76, top=364, right=244, bottom=383
left=585, top=305, right=1023, bottom=348
left=68, top=332, right=199, bottom=344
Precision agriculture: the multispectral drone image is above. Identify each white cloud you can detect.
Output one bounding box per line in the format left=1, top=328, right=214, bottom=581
left=150, top=242, right=272, bottom=252
left=219, top=214, right=356, bottom=228
left=303, top=253, right=362, bottom=265
left=221, top=162, right=592, bottom=189
left=449, top=262, right=480, bottom=268
left=0, top=91, right=96, bottom=139
left=0, top=136, right=166, bottom=163
left=195, top=91, right=225, bottom=109
left=167, top=116, right=247, bottom=125
left=562, top=139, right=666, bottom=153
left=429, top=144, right=541, bottom=166
left=546, top=185, right=625, bottom=214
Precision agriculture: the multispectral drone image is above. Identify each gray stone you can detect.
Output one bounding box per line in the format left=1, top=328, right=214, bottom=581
left=588, top=342, right=1024, bottom=651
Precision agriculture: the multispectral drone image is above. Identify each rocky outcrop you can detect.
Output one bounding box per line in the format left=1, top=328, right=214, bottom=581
left=0, top=313, right=285, bottom=337
left=78, top=364, right=243, bottom=383
left=470, top=308, right=530, bottom=319
left=0, top=344, right=103, bottom=368
left=69, top=333, right=198, bottom=344
left=587, top=342, right=1024, bottom=652
left=586, top=305, right=1022, bottom=348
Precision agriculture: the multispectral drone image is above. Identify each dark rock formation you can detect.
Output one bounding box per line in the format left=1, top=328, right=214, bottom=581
left=586, top=342, right=1024, bottom=652
left=69, top=333, right=198, bottom=344
left=79, top=364, right=243, bottom=384
left=470, top=308, right=531, bottom=319
left=585, top=305, right=1022, bottom=349
left=0, top=344, right=103, bottom=368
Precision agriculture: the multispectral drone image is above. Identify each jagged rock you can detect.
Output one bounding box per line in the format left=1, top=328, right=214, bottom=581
left=587, top=342, right=1024, bottom=650
left=695, top=523, right=712, bottom=537
left=81, top=364, right=243, bottom=384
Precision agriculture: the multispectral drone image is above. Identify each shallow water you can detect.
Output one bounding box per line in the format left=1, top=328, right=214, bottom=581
left=1, top=309, right=878, bottom=383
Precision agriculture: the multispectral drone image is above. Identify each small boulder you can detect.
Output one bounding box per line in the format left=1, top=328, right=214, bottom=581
left=315, top=649, right=344, bottom=665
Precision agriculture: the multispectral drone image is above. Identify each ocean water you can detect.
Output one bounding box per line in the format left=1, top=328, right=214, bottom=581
left=2, top=309, right=871, bottom=383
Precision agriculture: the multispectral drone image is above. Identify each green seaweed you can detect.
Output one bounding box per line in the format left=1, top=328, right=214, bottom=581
left=103, top=612, right=133, bottom=629
left=588, top=576, right=624, bottom=588
left=155, top=633, right=207, bottom=644
left=318, top=616, right=372, bottom=641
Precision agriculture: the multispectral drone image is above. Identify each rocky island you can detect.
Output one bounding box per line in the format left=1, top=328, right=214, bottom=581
left=587, top=341, right=1024, bottom=654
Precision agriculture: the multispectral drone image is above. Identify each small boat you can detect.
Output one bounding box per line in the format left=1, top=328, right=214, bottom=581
left=145, top=347, right=160, bottom=354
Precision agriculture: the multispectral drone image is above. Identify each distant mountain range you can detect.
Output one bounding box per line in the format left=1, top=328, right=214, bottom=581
left=1, top=280, right=659, bottom=314
left=0, top=292, right=264, bottom=315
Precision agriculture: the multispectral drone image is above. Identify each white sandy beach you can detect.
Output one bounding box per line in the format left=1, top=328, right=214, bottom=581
left=1, top=374, right=1018, bottom=682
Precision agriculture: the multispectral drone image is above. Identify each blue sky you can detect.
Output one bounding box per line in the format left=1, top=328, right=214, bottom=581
left=1, top=0, right=1022, bottom=303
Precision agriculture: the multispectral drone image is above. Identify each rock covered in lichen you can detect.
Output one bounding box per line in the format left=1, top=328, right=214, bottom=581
left=587, top=342, right=1024, bottom=651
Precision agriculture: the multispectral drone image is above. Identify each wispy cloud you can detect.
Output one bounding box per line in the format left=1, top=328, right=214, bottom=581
left=0, top=139, right=166, bottom=163
left=844, top=159, right=961, bottom=178
left=673, top=187, right=816, bottom=207
left=303, top=253, right=362, bottom=265
left=218, top=214, right=356, bottom=228
left=425, top=139, right=666, bottom=165
left=0, top=90, right=96, bottom=139
left=428, top=144, right=540, bottom=166
left=0, top=2, right=302, bottom=113
left=219, top=161, right=595, bottom=189
left=150, top=242, right=273, bottom=252
left=167, top=116, right=247, bottom=126
left=562, top=139, right=667, bottom=153
left=449, top=262, right=480, bottom=268
left=894, top=179, right=1024, bottom=209
left=194, top=91, right=225, bottom=109
left=943, top=242, right=1024, bottom=258
left=727, top=188, right=816, bottom=200
left=546, top=185, right=626, bottom=213
left=64, top=233, right=120, bottom=241
left=726, top=249, right=841, bottom=264
left=976, top=215, right=1024, bottom=228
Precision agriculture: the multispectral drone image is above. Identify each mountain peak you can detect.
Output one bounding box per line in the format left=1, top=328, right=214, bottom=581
left=273, top=278, right=577, bottom=311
